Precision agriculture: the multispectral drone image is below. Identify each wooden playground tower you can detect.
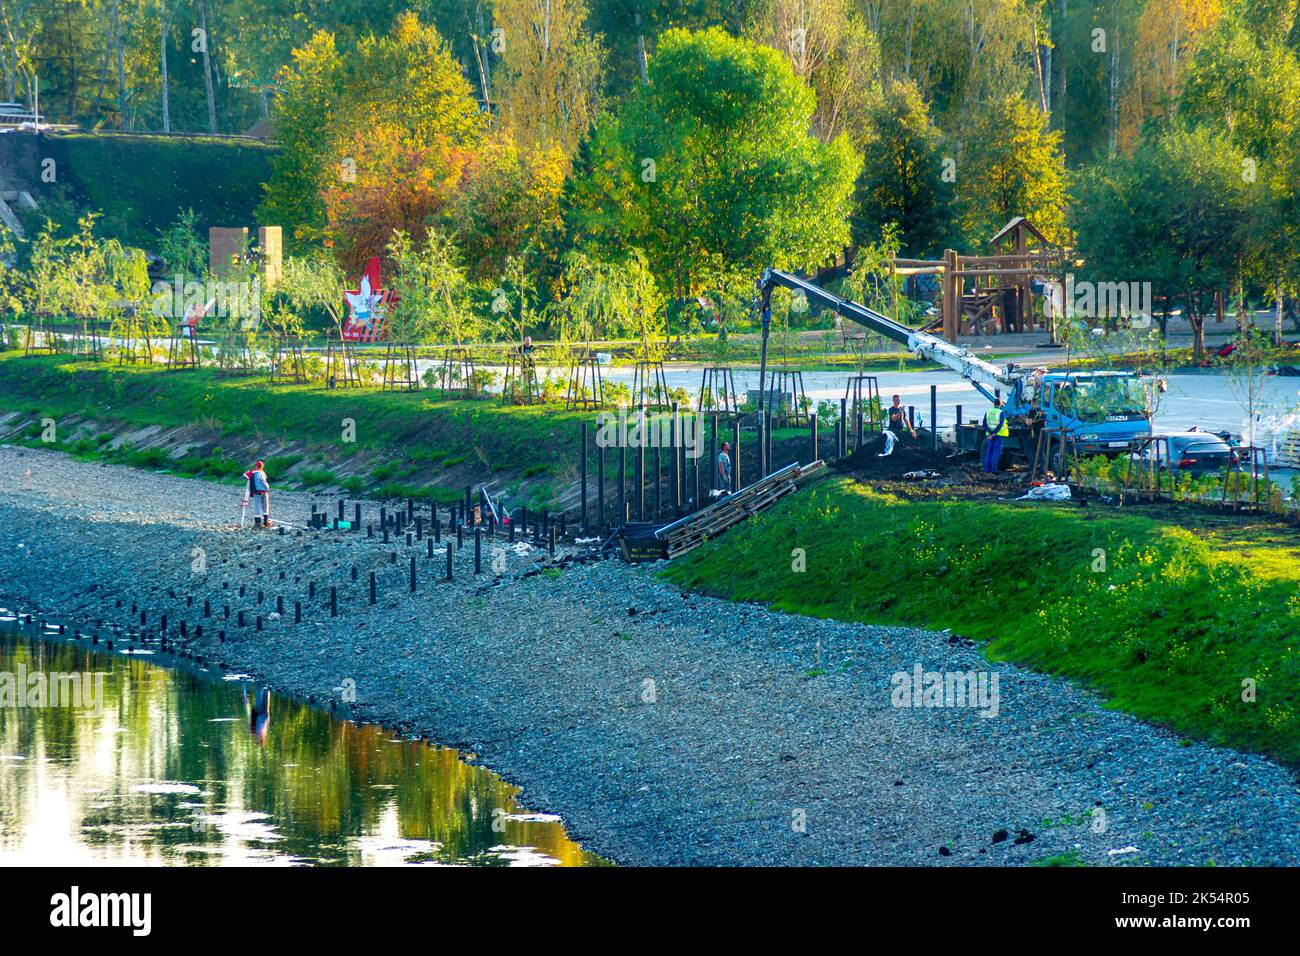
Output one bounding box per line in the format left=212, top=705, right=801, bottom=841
left=892, top=217, right=1066, bottom=342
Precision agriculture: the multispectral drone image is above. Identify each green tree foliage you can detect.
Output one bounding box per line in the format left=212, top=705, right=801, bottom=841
left=448, top=135, right=569, bottom=282
left=1072, top=125, right=1254, bottom=360
left=277, top=253, right=348, bottom=335
left=1179, top=6, right=1300, bottom=336
left=492, top=0, right=606, bottom=160
left=385, top=227, right=477, bottom=344
left=556, top=249, right=621, bottom=341
left=491, top=251, right=541, bottom=346
left=566, top=27, right=860, bottom=301
left=587, top=0, right=730, bottom=91
left=1179, top=14, right=1300, bottom=165
left=845, top=223, right=920, bottom=327
left=854, top=78, right=955, bottom=256
left=610, top=247, right=665, bottom=358
left=257, top=12, right=484, bottom=248
left=9, top=0, right=1300, bottom=347
left=871, top=0, right=1039, bottom=121
left=956, top=94, right=1069, bottom=248
left=155, top=208, right=209, bottom=281
left=742, top=0, right=882, bottom=145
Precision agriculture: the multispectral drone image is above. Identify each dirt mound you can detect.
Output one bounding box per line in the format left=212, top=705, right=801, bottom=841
left=832, top=435, right=964, bottom=478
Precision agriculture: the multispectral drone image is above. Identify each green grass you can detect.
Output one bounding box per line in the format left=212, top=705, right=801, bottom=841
left=663, top=477, right=1300, bottom=765
left=1031, top=850, right=1088, bottom=867
left=297, top=467, right=338, bottom=487
left=1, top=354, right=589, bottom=491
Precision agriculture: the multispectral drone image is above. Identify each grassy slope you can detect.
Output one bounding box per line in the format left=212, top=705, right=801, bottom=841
left=0, top=354, right=588, bottom=498
left=664, top=477, right=1300, bottom=765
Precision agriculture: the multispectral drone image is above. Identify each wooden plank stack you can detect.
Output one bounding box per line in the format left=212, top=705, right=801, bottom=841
left=1278, top=428, right=1300, bottom=469
left=625, top=460, right=824, bottom=560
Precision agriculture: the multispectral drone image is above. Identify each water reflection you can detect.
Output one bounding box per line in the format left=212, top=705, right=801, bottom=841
left=0, top=615, right=607, bottom=866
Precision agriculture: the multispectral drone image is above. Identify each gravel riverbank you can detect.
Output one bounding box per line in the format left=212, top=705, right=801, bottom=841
left=1, top=444, right=1297, bottom=866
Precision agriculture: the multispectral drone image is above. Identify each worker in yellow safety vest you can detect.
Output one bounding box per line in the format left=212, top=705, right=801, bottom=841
left=982, top=398, right=1010, bottom=474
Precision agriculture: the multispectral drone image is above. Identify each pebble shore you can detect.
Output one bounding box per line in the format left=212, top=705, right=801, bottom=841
left=1, top=444, right=1297, bottom=866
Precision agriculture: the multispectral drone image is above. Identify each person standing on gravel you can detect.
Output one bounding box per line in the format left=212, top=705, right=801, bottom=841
left=716, top=441, right=732, bottom=493
left=244, top=460, right=271, bottom=527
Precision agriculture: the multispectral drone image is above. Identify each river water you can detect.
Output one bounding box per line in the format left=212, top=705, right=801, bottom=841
left=0, top=609, right=606, bottom=867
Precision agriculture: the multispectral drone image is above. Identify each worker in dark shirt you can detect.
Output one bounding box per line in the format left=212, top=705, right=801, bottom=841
left=1022, top=399, right=1046, bottom=434
left=886, top=395, right=916, bottom=440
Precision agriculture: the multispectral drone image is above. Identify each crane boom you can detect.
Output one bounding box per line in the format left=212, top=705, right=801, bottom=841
left=757, top=269, right=1020, bottom=404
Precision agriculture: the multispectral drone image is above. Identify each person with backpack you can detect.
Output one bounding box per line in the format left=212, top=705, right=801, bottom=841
left=243, top=460, right=271, bottom=527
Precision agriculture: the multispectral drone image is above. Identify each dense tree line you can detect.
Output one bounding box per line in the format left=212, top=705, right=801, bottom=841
left=6, top=0, right=1300, bottom=355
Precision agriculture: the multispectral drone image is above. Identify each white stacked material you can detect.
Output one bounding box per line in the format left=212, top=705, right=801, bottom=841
left=1279, top=427, right=1300, bottom=468
left=1245, top=413, right=1299, bottom=466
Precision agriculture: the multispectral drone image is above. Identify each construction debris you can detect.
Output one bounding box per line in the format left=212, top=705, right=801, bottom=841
left=1018, top=483, right=1071, bottom=501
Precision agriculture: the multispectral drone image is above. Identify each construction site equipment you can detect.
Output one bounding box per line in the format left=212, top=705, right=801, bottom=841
left=617, top=460, right=825, bottom=562
left=757, top=269, right=1152, bottom=459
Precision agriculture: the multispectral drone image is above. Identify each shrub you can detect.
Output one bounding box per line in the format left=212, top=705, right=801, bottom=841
left=298, top=467, right=337, bottom=486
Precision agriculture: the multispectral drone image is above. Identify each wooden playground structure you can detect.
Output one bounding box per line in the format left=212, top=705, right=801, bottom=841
left=892, top=217, right=1066, bottom=342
